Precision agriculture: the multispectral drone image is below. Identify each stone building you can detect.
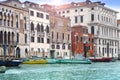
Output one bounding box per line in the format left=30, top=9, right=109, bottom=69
left=0, top=0, right=30, bottom=58
left=24, top=1, right=50, bottom=57
left=56, top=0, right=119, bottom=58
left=41, top=4, right=71, bottom=59
left=50, top=15, right=71, bottom=59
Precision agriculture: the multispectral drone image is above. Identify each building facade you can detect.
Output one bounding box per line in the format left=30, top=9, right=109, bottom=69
left=117, top=20, right=120, bottom=59
left=0, top=0, right=30, bottom=58
left=49, top=15, right=71, bottom=59
left=24, top=1, right=50, bottom=58
left=56, top=0, right=119, bottom=58
left=71, top=25, right=94, bottom=58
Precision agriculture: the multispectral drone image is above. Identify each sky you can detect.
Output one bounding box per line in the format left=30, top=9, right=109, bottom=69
left=0, top=0, right=120, bottom=19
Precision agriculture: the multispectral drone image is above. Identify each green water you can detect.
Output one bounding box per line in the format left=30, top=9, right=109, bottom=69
left=0, top=61, right=120, bottom=80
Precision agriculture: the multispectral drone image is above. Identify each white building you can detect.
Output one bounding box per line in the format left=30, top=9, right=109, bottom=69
left=117, top=20, right=120, bottom=59
left=56, top=0, right=119, bottom=58
left=24, top=1, right=50, bottom=58
left=0, top=0, right=30, bottom=58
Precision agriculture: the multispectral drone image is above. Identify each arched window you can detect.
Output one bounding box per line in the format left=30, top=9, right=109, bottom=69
left=12, top=32, right=14, bottom=43
left=17, top=33, right=19, bottom=43
left=0, top=31, right=3, bottom=44
left=16, top=15, right=18, bottom=28
left=41, top=24, right=44, bottom=32
left=8, top=32, right=10, bottom=44
left=4, top=31, right=7, bottom=43
left=31, top=22, right=34, bottom=31
left=46, top=25, right=49, bottom=33
left=37, top=23, right=40, bottom=32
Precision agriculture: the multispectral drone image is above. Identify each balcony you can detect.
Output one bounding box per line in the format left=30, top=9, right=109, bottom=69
left=31, top=31, right=35, bottom=36
left=56, top=39, right=61, bottom=43
left=37, top=32, right=45, bottom=37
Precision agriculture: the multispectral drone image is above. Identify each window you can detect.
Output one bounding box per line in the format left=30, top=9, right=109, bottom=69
left=37, top=12, right=40, bottom=17
left=80, top=9, right=83, bottom=11
left=56, top=44, right=60, bottom=49
left=41, top=38, right=44, bottom=43
left=102, top=48, right=104, bottom=56
left=57, top=32, right=58, bottom=39
left=59, top=12, right=61, bottom=14
left=62, top=44, right=65, bottom=49
left=80, top=16, right=83, bottom=23
left=30, top=10, right=34, bottom=16
left=40, top=13, right=44, bottom=18
left=38, top=48, right=40, bottom=53
left=75, top=16, right=78, bottom=23
left=37, top=24, right=40, bottom=32
left=47, top=39, right=50, bottom=43
left=37, top=37, right=40, bottom=43
left=41, top=24, right=44, bottom=32
left=25, top=34, right=27, bottom=43
left=31, top=37, right=34, bottom=42
left=67, top=10, right=69, bottom=13
left=31, top=22, right=34, bottom=31
left=91, top=14, right=94, bottom=21
left=98, top=15, right=99, bottom=21
left=62, top=33, right=64, bottom=40
left=91, top=8, right=94, bottom=10
left=52, top=31, right=54, bottom=39
left=46, top=15, right=49, bottom=20
left=17, top=33, right=19, bottom=43
left=68, top=34, right=69, bottom=40
left=52, top=44, right=55, bottom=49
left=24, top=17, right=27, bottom=30
left=75, top=9, right=77, bottom=12
left=76, top=36, right=78, bottom=42
left=91, top=26, right=94, bottom=35
left=46, top=25, right=49, bottom=33
left=63, top=11, right=65, bottom=13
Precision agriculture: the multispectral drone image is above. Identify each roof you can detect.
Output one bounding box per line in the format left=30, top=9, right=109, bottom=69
left=56, top=2, right=88, bottom=10
left=0, top=0, right=21, bottom=4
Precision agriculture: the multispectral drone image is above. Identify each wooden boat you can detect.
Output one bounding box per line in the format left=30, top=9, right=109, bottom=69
left=22, top=59, right=47, bottom=64
left=45, top=58, right=60, bottom=64
left=4, top=60, right=23, bottom=67
left=0, top=66, right=6, bottom=73
left=58, top=59, right=92, bottom=64
left=89, top=57, right=112, bottom=62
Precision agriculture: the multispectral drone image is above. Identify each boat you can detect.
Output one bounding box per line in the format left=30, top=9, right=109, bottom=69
left=0, top=60, right=4, bottom=66
left=89, top=57, right=112, bottom=62
left=58, top=59, right=92, bottom=64
left=22, top=59, right=47, bottom=64
left=0, top=66, right=6, bottom=73
left=4, top=60, right=23, bottom=67
left=45, top=58, right=60, bottom=64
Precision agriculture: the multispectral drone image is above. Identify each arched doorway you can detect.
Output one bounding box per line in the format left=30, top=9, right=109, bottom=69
left=16, top=47, right=20, bottom=58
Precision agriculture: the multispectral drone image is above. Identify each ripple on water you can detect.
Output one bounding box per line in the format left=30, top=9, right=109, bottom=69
left=0, top=62, right=120, bottom=80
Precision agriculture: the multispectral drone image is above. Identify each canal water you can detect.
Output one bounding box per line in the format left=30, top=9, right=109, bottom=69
left=0, top=61, right=120, bottom=80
